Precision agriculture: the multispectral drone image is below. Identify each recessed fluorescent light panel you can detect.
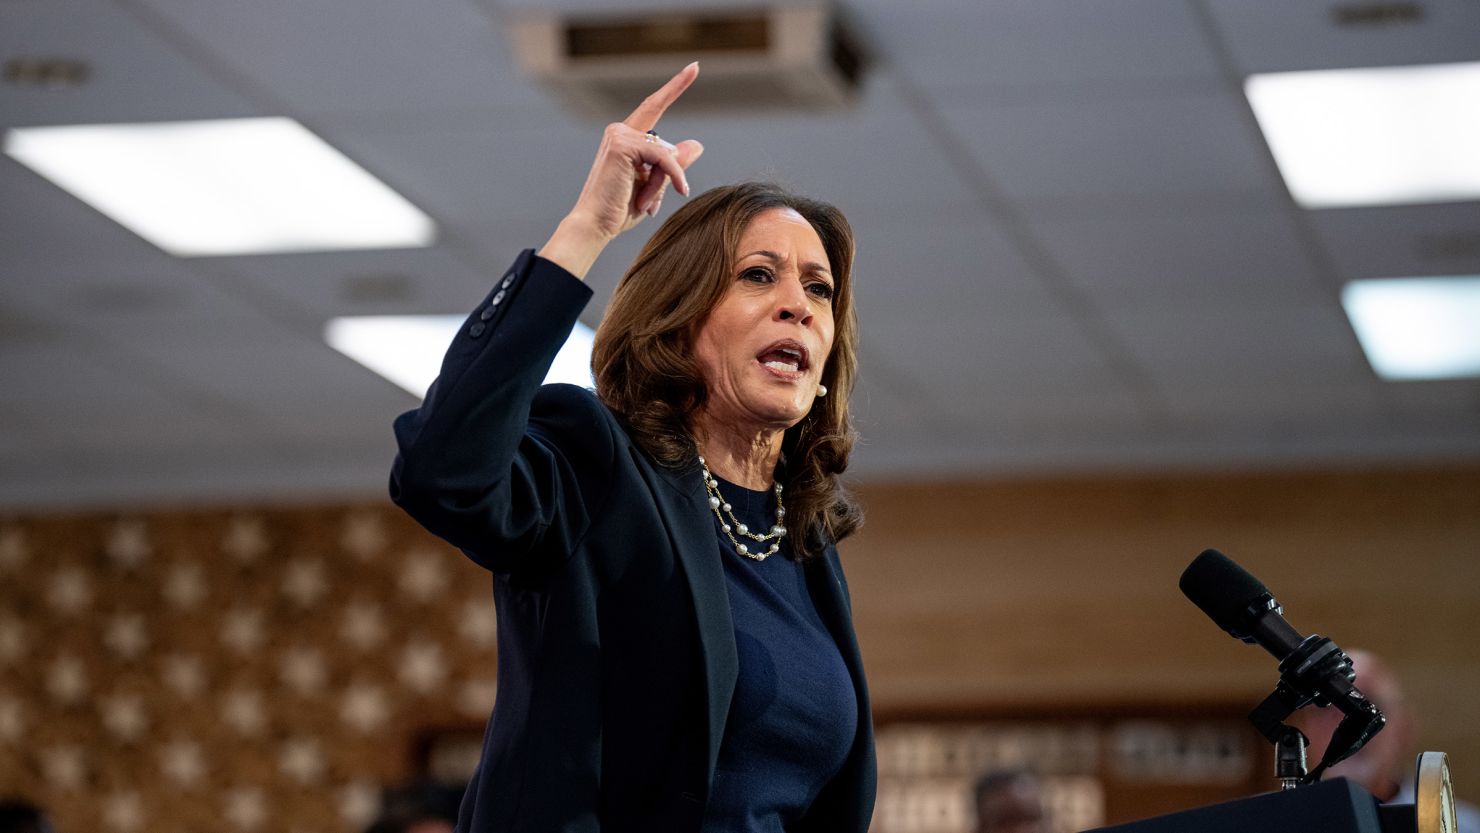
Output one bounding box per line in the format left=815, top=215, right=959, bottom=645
left=3, top=117, right=435, bottom=256
left=1342, top=276, right=1480, bottom=380
left=1245, top=61, right=1480, bottom=208
left=326, top=315, right=596, bottom=397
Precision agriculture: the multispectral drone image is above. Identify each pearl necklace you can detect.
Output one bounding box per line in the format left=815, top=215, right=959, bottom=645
left=698, top=454, right=787, bottom=561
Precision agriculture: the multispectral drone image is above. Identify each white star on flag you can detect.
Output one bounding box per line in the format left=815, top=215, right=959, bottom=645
left=102, top=790, right=144, bottom=832
left=398, top=549, right=450, bottom=602
left=162, top=562, right=207, bottom=610
left=0, top=527, right=27, bottom=572
left=220, top=608, right=265, bottom=655
left=0, top=694, right=24, bottom=742
left=339, top=782, right=382, bottom=830
left=161, top=654, right=207, bottom=697
left=279, top=737, right=325, bottom=784
left=159, top=738, right=207, bottom=787
left=458, top=678, right=499, bottom=718
left=100, top=693, right=148, bottom=742
left=340, top=602, right=386, bottom=651
left=0, top=616, right=27, bottom=664
left=340, top=683, right=391, bottom=734
left=282, top=558, right=328, bottom=607
left=46, top=655, right=88, bottom=704
left=340, top=512, right=386, bottom=560
left=222, top=689, right=267, bottom=736
left=224, top=787, right=267, bottom=831
left=459, top=598, right=498, bottom=648
left=280, top=647, right=328, bottom=694
left=105, top=520, right=152, bottom=570
left=398, top=640, right=448, bottom=694
left=105, top=613, right=149, bottom=661
left=47, top=566, right=92, bottom=615
left=39, top=744, right=86, bottom=789
left=221, top=516, right=269, bottom=564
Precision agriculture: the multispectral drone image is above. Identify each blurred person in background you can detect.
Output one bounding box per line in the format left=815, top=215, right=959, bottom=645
left=1294, top=649, right=1479, bottom=832
left=0, top=800, right=55, bottom=833
left=390, top=62, right=873, bottom=832
left=973, top=769, right=1048, bottom=833
left=363, top=780, right=461, bottom=833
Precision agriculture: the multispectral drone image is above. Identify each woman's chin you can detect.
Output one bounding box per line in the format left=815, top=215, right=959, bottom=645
left=742, top=397, right=810, bottom=431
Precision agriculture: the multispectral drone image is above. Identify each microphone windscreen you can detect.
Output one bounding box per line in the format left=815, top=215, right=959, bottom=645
left=1179, top=549, right=1271, bottom=633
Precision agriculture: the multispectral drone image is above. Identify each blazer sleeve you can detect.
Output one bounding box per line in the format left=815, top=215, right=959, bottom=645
left=388, top=248, right=616, bottom=575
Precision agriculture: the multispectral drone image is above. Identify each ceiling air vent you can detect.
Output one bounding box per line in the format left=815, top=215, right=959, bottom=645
left=508, top=5, right=864, bottom=117
left=1330, top=2, right=1425, bottom=27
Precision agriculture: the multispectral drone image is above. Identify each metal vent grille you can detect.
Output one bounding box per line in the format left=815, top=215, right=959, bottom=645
left=509, top=5, right=864, bottom=118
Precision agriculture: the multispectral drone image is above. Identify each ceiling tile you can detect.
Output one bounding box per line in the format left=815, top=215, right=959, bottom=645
left=862, top=304, right=1125, bottom=394
left=848, top=0, right=1222, bottom=93
left=116, top=319, right=419, bottom=429
left=206, top=245, right=505, bottom=319
left=1381, top=380, right=1480, bottom=424
left=0, top=0, right=260, bottom=126
left=1103, top=298, right=1369, bottom=388
left=847, top=201, right=1057, bottom=310
left=937, top=89, right=1279, bottom=208
left=1032, top=202, right=1326, bottom=304
left=1307, top=202, right=1480, bottom=281
left=1160, top=379, right=1385, bottom=427
left=1204, top=0, right=1480, bottom=74
left=130, top=0, right=565, bottom=122
left=0, top=158, right=168, bottom=267
left=0, top=339, right=143, bottom=401
left=4, top=0, right=1480, bottom=506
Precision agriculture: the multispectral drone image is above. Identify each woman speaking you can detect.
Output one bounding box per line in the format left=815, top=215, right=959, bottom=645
left=390, top=63, right=874, bottom=832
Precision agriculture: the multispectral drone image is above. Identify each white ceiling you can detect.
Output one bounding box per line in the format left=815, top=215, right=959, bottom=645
left=2, top=0, right=1479, bottom=509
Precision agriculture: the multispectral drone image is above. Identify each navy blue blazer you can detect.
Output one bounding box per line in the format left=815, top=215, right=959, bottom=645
left=389, top=250, right=876, bottom=832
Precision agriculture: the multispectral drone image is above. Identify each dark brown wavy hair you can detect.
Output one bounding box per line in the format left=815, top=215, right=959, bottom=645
left=591, top=182, right=862, bottom=558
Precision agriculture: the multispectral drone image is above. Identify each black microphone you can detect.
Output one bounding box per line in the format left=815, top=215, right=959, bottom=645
left=1179, top=548, right=1304, bottom=659
left=1179, top=548, right=1385, bottom=782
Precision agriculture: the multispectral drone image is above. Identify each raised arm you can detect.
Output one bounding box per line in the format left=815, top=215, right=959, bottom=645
left=389, top=64, right=705, bottom=573
left=538, top=62, right=705, bottom=279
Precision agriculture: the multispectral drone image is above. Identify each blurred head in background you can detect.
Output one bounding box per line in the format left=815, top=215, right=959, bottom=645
left=1293, top=649, right=1416, bottom=801
left=0, top=800, right=56, bottom=833
left=362, top=780, right=461, bottom=833
left=974, top=769, right=1048, bottom=833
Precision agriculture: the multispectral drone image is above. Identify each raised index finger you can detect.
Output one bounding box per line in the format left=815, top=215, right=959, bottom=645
left=622, top=62, right=699, bottom=132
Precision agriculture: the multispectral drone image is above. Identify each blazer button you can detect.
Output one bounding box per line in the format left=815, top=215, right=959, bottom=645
left=501, top=276, right=514, bottom=289
left=479, top=307, right=495, bottom=321
left=491, top=289, right=506, bottom=306
left=469, top=321, right=486, bottom=338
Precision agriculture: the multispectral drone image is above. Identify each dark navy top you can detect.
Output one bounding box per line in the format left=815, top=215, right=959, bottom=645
left=703, top=476, right=859, bottom=832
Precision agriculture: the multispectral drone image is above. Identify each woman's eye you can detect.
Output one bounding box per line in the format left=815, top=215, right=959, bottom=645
left=808, top=282, right=835, bottom=300
left=741, top=267, right=773, bottom=283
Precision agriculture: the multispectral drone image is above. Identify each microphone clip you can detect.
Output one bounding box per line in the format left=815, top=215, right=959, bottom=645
left=1246, top=636, right=1386, bottom=787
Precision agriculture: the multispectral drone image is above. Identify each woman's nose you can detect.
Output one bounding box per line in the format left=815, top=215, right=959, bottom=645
left=774, top=279, right=812, bottom=324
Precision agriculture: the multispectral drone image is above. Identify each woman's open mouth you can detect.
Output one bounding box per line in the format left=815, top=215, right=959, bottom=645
left=755, top=340, right=809, bottom=378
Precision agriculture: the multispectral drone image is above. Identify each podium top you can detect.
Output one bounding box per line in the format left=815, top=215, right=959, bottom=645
left=1083, top=778, right=1383, bottom=833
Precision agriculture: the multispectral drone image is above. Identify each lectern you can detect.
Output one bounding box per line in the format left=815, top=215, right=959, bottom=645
left=1084, top=752, right=1457, bottom=833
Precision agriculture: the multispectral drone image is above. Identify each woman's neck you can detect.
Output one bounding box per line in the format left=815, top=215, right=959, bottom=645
left=696, top=419, right=783, bottom=490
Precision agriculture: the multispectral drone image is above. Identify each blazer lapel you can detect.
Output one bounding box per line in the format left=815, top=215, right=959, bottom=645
left=806, top=546, right=867, bottom=692
left=804, top=545, right=877, bottom=831
left=643, top=455, right=738, bottom=790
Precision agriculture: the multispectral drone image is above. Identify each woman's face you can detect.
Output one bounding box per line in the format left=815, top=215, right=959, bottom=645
left=692, top=207, right=837, bottom=436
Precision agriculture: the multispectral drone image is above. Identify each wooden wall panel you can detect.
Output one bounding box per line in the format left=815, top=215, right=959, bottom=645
left=1, top=464, right=1476, bottom=829
left=844, top=465, right=1480, bottom=803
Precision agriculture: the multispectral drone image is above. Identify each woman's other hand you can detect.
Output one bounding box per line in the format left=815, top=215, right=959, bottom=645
left=539, top=62, right=705, bottom=280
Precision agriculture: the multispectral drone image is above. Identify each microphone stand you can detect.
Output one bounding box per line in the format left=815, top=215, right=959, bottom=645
left=1245, top=635, right=1386, bottom=790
